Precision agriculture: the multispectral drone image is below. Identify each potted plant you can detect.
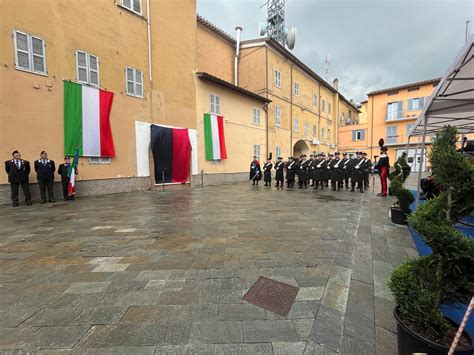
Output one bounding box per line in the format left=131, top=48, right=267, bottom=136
left=389, top=152, right=414, bottom=224
left=388, top=126, right=474, bottom=354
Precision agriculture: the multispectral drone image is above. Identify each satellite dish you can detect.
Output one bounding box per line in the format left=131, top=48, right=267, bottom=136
left=286, top=27, right=297, bottom=49
left=259, top=22, right=267, bottom=36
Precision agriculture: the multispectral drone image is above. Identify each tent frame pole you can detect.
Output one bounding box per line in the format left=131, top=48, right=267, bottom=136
left=415, top=116, right=428, bottom=209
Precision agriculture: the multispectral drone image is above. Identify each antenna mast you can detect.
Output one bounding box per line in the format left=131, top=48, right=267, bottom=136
left=325, top=55, right=331, bottom=82
left=267, top=0, right=286, bottom=46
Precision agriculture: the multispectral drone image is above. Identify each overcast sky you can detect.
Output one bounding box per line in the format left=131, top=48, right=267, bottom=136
left=197, top=0, right=474, bottom=103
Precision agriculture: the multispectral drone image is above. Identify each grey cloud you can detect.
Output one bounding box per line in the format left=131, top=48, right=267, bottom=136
left=197, top=0, right=473, bottom=102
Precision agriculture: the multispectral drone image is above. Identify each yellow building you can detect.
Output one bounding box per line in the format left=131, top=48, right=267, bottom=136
left=367, top=78, right=440, bottom=172
left=358, top=100, right=368, bottom=124
left=0, top=0, right=197, bottom=203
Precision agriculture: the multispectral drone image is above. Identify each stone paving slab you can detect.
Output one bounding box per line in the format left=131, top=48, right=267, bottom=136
left=0, top=182, right=416, bottom=353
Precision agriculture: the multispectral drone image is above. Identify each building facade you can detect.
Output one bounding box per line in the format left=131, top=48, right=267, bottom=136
left=0, top=0, right=197, bottom=204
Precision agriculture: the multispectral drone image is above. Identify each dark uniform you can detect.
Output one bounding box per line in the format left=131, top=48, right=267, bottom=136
left=341, top=153, right=352, bottom=188
left=249, top=157, right=261, bottom=185
left=5, top=153, right=32, bottom=207
left=362, top=153, right=372, bottom=189
left=324, top=155, right=333, bottom=187
left=308, top=155, right=316, bottom=186
left=297, top=155, right=309, bottom=189
left=34, top=152, right=56, bottom=203
left=274, top=158, right=285, bottom=188
left=314, top=154, right=327, bottom=190
left=57, top=157, right=78, bottom=201
left=374, top=148, right=390, bottom=196
left=330, top=153, right=343, bottom=190
left=262, top=160, right=273, bottom=186
left=286, top=158, right=296, bottom=187
left=351, top=152, right=365, bottom=193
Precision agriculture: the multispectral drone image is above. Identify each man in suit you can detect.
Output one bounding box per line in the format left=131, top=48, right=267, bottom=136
left=57, top=156, right=78, bottom=201
left=34, top=151, right=56, bottom=203
left=5, top=150, right=32, bottom=207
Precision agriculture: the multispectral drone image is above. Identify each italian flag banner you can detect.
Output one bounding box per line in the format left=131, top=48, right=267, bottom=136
left=64, top=81, right=115, bottom=157
left=67, top=147, right=79, bottom=197
left=204, top=113, right=227, bottom=160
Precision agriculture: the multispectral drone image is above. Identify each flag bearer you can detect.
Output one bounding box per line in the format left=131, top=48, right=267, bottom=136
left=58, top=156, right=78, bottom=201
left=4, top=150, right=32, bottom=207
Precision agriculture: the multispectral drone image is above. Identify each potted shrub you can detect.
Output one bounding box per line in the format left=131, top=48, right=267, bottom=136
left=389, top=152, right=414, bottom=224
left=388, top=126, right=474, bottom=354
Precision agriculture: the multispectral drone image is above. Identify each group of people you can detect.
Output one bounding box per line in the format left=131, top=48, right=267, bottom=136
left=250, top=147, right=390, bottom=196
left=5, top=150, right=78, bottom=207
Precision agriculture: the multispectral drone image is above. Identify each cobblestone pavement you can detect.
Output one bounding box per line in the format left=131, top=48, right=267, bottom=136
left=0, top=181, right=417, bottom=354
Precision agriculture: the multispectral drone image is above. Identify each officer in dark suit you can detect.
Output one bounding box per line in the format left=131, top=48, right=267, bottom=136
left=262, top=158, right=273, bottom=187
left=5, top=150, right=32, bottom=207
left=286, top=157, right=296, bottom=187
left=274, top=156, right=285, bottom=188
left=57, top=156, right=78, bottom=201
left=34, top=151, right=56, bottom=203
left=249, top=156, right=261, bottom=185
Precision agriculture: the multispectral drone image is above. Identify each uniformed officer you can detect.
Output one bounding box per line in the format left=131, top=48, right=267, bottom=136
left=324, top=153, right=334, bottom=188
left=308, top=154, right=316, bottom=186
left=374, top=147, right=390, bottom=196
left=249, top=156, right=261, bottom=185
left=34, top=151, right=56, bottom=203
left=286, top=157, right=296, bottom=187
left=330, top=152, right=343, bottom=190
left=298, top=154, right=309, bottom=189
left=351, top=152, right=365, bottom=193
left=5, top=150, right=32, bottom=207
left=262, top=158, right=273, bottom=187
left=362, top=152, right=372, bottom=190
left=274, top=156, right=285, bottom=188
left=341, top=152, right=352, bottom=189
left=314, top=153, right=327, bottom=190
left=57, top=156, right=78, bottom=201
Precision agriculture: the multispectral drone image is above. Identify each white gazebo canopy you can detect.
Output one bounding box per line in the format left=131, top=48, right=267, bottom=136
left=409, top=34, right=474, bottom=137
left=407, top=34, right=474, bottom=207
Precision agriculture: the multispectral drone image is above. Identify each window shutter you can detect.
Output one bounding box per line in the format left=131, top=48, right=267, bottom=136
left=361, top=130, right=365, bottom=140
left=419, top=97, right=424, bottom=109
left=397, top=101, right=403, bottom=118
left=133, top=0, right=142, bottom=13
left=407, top=99, right=413, bottom=111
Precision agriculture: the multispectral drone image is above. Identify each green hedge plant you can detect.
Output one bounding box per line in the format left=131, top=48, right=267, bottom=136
left=390, top=152, right=414, bottom=213
left=388, top=126, right=474, bottom=346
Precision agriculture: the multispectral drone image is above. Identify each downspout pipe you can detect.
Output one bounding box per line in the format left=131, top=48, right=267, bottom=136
left=146, top=0, right=152, bottom=81
left=234, top=27, right=242, bottom=86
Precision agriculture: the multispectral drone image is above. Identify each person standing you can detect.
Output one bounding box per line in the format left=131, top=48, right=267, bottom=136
left=325, top=153, right=333, bottom=188
left=351, top=152, right=365, bottom=193
left=298, top=155, right=309, bottom=189
left=330, top=152, right=342, bottom=191
left=314, top=153, right=326, bottom=190
left=362, top=152, right=372, bottom=190
left=5, top=150, right=32, bottom=207
left=57, top=156, right=78, bottom=201
left=374, top=147, right=390, bottom=196
left=34, top=151, right=56, bottom=203
left=262, top=158, right=273, bottom=187
left=286, top=157, right=296, bottom=188
left=249, top=156, right=261, bottom=185
left=274, top=156, right=285, bottom=188
left=308, top=154, right=315, bottom=187
left=342, top=153, right=352, bottom=189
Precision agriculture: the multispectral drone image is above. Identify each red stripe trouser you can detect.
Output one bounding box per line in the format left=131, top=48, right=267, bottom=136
left=380, top=167, right=388, bottom=195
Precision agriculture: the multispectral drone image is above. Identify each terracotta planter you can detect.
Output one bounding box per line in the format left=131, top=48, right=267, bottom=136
left=393, top=308, right=473, bottom=355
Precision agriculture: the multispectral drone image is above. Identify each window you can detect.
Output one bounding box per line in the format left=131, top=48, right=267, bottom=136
left=275, top=146, right=282, bottom=158
left=407, top=97, right=425, bottom=111
left=293, top=117, right=299, bottom=131
left=327, top=128, right=331, bottom=140
left=304, top=122, right=309, bottom=135
left=253, top=144, right=260, bottom=159
left=387, top=126, right=398, bottom=144
left=313, top=95, right=318, bottom=106
left=76, top=50, right=99, bottom=86
left=321, top=98, right=326, bottom=112
left=312, top=124, right=317, bottom=136
left=321, top=128, right=325, bottom=139
left=88, top=157, right=111, bottom=165
left=406, top=123, right=415, bottom=136
left=274, top=105, right=281, bottom=127
left=274, top=69, right=281, bottom=87
left=328, top=103, right=331, bottom=114
left=386, top=101, right=403, bottom=120
left=352, top=129, right=365, bottom=141
left=252, top=108, right=261, bottom=125
left=125, top=67, right=143, bottom=98
left=294, top=81, right=299, bottom=96
left=387, top=90, right=399, bottom=96
left=210, top=94, right=221, bottom=114
left=121, top=0, right=142, bottom=15
left=13, top=30, right=47, bottom=75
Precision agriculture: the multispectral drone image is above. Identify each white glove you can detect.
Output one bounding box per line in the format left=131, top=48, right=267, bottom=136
left=355, top=166, right=359, bottom=170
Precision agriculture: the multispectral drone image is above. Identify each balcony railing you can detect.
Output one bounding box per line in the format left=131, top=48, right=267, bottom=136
left=339, top=118, right=360, bottom=126
left=386, top=110, right=420, bottom=121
